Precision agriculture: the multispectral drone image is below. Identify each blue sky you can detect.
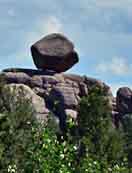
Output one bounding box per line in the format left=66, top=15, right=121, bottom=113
left=1, top=0, right=132, bottom=95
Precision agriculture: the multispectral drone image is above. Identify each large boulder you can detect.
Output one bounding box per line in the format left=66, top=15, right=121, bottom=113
left=31, top=33, right=79, bottom=72
left=116, top=87, right=132, bottom=115
left=48, top=84, right=79, bottom=109
left=4, top=84, right=49, bottom=122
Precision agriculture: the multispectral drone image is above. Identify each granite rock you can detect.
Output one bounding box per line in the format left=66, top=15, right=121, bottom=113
left=1, top=68, right=113, bottom=130
left=31, top=33, right=79, bottom=72
left=116, top=87, right=132, bottom=115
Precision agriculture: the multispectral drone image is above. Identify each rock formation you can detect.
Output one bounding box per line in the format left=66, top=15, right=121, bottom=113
left=1, top=68, right=112, bottom=130
left=116, top=87, right=132, bottom=115
left=1, top=33, right=131, bottom=131
left=110, top=87, right=132, bottom=128
left=4, top=83, right=49, bottom=122
left=31, top=33, right=79, bottom=72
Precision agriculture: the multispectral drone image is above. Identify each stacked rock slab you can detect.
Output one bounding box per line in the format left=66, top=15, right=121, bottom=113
left=3, top=68, right=132, bottom=130
left=31, top=33, right=79, bottom=72
left=1, top=68, right=112, bottom=127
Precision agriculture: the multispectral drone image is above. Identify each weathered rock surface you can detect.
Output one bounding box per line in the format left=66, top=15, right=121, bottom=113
left=4, top=84, right=49, bottom=122
left=1, top=68, right=113, bottom=130
left=116, top=87, right=132, bottom=115
left=3, top=34, right=131, bottom=131
left=31, top=33, right=79, bottom=72
left=2, top=69, right=132, bottom=130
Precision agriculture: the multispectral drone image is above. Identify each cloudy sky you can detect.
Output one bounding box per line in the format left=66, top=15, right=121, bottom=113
left=1, top=0, right=132, bottom=95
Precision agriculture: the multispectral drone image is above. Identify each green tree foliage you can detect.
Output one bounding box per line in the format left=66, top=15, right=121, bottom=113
left=77, top=86, right=125, bottom=166
left=0, top=85, right=36, bottom=172
left=0, top=80, right=130, bottom=172
left=121, top=114, right=132, bottom=167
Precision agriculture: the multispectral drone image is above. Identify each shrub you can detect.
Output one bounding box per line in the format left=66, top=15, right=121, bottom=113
left=121, top=114, right=132, bottom=167
left=0, top=85, right=36, bottom=172
left=77, top=86, right=125, bottom=166
left=0, top=84, right=77, bottom=173
left=0, top=82, right=130, bottom=172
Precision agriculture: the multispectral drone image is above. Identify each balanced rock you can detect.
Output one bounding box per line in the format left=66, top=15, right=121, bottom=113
left=116, top=87, right=132, bottom=115
left=31, top=33, right=79, bottom=72
left=1, top=68, right=113, bottom=130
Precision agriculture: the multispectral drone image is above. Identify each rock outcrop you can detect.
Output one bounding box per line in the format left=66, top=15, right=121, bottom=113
left=4, top=83, right=49, bottom=122
left=110, top=87, right=132, bottom=128
left=1, top=70, right=132, bottom=130
left=2, top=34, right=130, bottom=131
left=116, top=87, right=132, bottom=115
left=31, top=33, right=79, bottom=72
left=1, top=68, right=112, bottom=130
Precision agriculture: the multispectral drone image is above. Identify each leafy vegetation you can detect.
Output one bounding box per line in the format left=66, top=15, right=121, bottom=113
left=77, top=87, right=125, bottom=165
left=0, top=81, right=131, bottom=172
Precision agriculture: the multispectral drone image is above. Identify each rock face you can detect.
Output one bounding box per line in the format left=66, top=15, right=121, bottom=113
left=4, top=83, right=49, bottom=122
left=31, top=33, right=79, bottom=72
left=1, top=68, right=112, bottom=130
left=109, top=87, right=132, bottom=128
left=2, top=68, right=132, bottom=130
left=2, top=34, right=131, bottom=131
left=116, top=87, right=132, bottom=115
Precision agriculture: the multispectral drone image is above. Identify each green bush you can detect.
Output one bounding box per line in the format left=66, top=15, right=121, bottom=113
left=121, top=114, right=132, bottom=167
left=0, top=83, right=131, bottom=172
left=0, top=86, right=36, bottom=172
left=77, top=86, right=126, bottom=166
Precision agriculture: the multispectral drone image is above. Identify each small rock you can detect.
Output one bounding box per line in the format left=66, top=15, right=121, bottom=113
left=32, top=87, right=46, bottom=97
left=31, top=76, right=43, bottom=88
left=65, top=109, right=78, bottom=120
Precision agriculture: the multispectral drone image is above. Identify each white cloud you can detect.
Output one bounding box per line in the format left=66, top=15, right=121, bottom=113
left=96, top=57, right=132, bottom=75
left=9, top=16, right=63, bottom=64
left=77, top=0, right=132, bottom=34
left=26, top=16, right=63, bottom=44
left=42, top=16, right=62, bottom=34
left=44, top=16, right=62, bottom=34
left=111, top=58, right=130, bottom=75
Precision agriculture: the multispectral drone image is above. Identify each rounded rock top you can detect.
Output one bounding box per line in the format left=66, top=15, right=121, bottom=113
left=31, top=33, right=79, bottom=73
left=35, top=33, right=74, bottom=56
